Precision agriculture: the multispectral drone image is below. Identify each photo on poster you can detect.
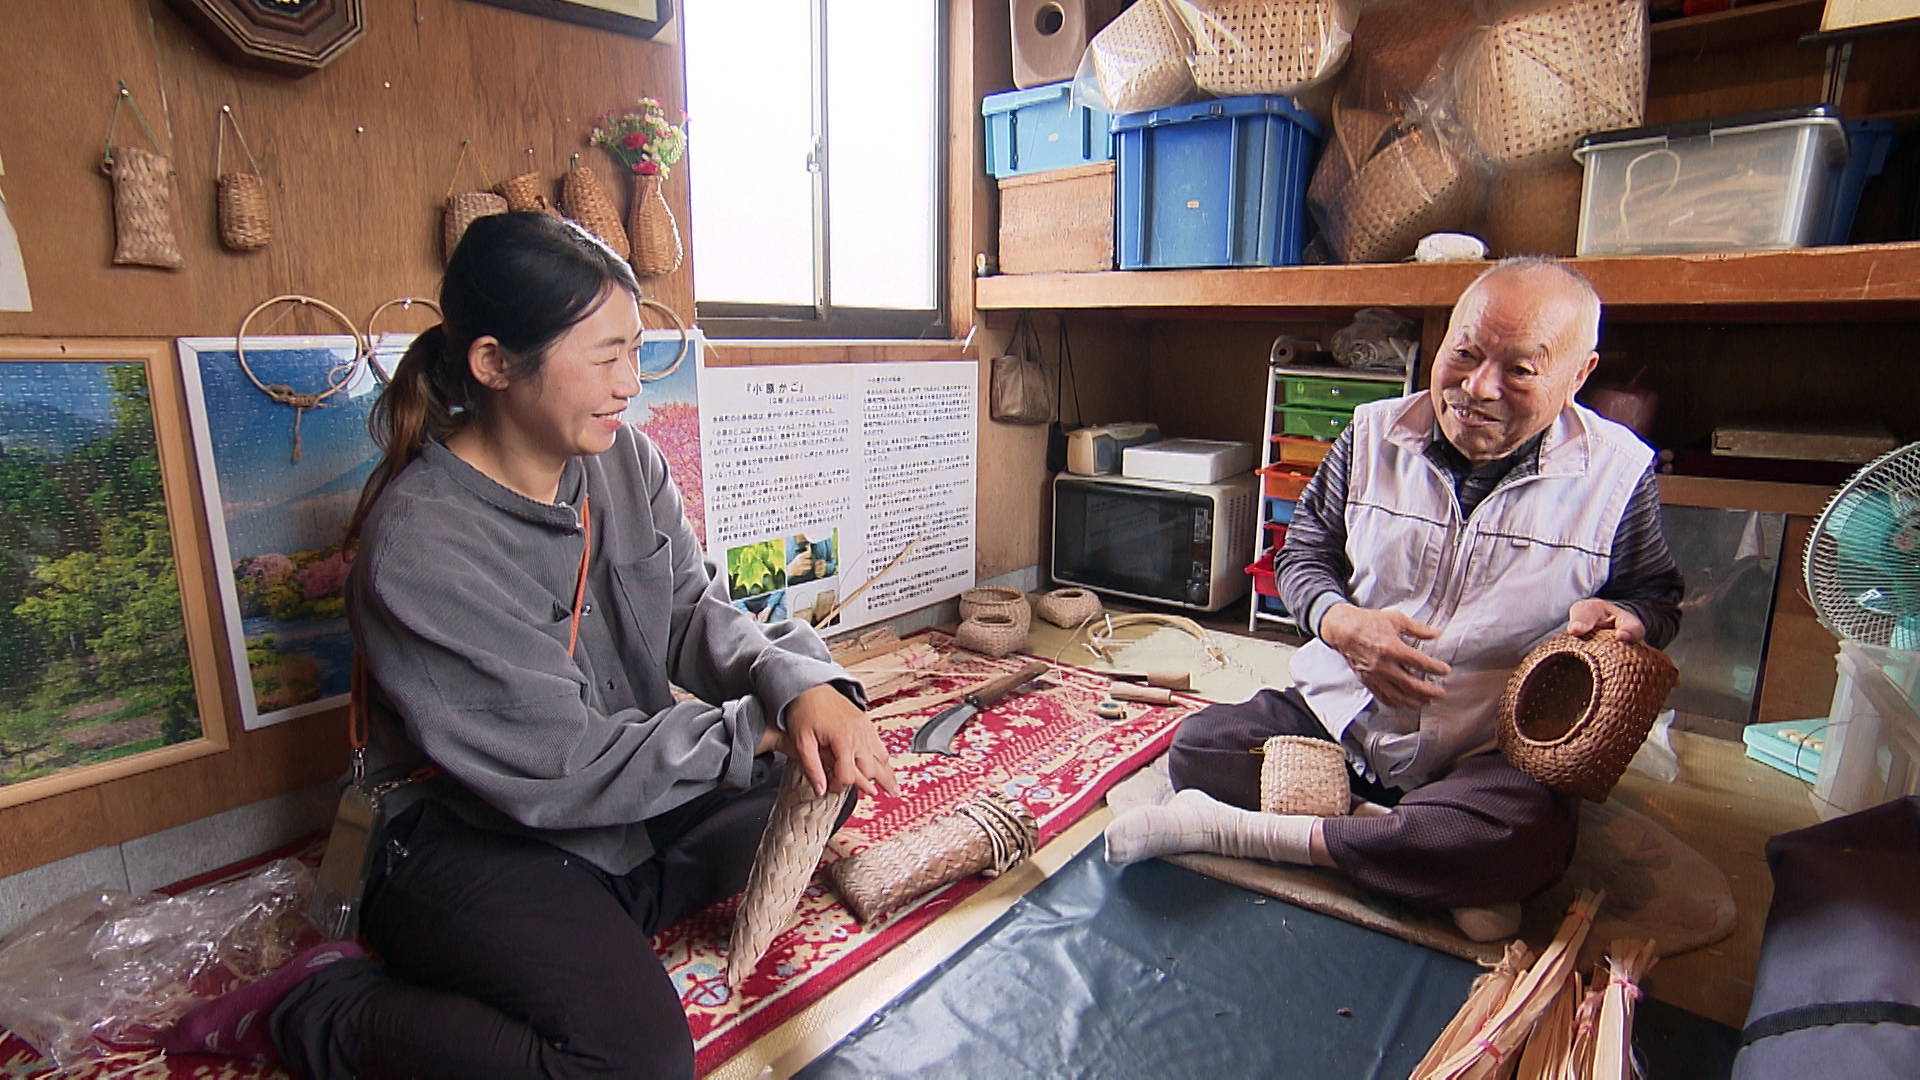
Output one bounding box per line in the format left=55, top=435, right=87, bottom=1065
left=620, top=330, right=707, bottom=542
left=178, top=336, right=391, bottom=730
left=782, top=529, right=842, bottom=630
left=725, top=538, right=786, bottom=601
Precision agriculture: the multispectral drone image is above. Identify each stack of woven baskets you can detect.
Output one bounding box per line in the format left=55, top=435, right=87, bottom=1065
left=1088, top=0, right=1358, bottom=114
left=955, top=587, right=1032, bottom=658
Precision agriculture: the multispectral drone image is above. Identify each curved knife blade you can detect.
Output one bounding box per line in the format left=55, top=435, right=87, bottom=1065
left=910, top=661, right=1050, bottom=756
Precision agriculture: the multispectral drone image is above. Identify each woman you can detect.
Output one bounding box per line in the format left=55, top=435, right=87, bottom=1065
left=167, top=213, right=897, bottom=1079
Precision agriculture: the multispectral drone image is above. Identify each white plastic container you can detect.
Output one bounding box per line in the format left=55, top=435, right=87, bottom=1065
left=1573, top=105, right=1848, bottom=257
left=1122, top=438, right=1256, bottom=484
left=1812, top=640, right=1920, bottom=821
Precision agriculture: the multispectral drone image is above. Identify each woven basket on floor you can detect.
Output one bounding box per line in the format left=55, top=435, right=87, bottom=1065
left=497, top=171, right=559, bottom=216
left=1259, top=735, right=1350, bottom=817
left=956, top=613, right=1029, bottom=658
left=959, top=586, right=1032, bottom=633
left=217, top=171, right=272, bottom=251
left=443, top=191, right=508, bottom=264
left=104, top=146, right=185, bottom=269
left=1497, top=629, right=1679, bottom=802
left=562, top=162, right=630, bottom=258
left=1034, top=587, right=1103, bottom=629
left=1452, top=0, right=1647, bottom=169
left=1321, top=123, right=1483, bottom=263
left=830, top=792, right=1037, bottom=923
left=1091, top=0, right=1199, bottom=113
left=1188, top=0, right=1356, bottom=97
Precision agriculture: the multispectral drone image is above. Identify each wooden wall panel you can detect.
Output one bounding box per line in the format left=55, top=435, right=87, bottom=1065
left=0, top=0, right=695, bottom=875
left=0, top=0, right=695, bottom=342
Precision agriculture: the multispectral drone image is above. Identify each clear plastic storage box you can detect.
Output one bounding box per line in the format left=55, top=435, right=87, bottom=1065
left=982, top=82, right=1115, bottom=179
left=1573, top=105, right=1849, bottom=257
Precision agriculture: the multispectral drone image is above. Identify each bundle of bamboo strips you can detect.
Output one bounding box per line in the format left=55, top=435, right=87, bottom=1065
left=1411, top=940, right=1533, bottom=1078
left=1413, top=890, right=1605, bottom=1080
left=1514, top=970, right=1580, bottom=1080
left=1565, top=976, right=1606, bottom=1079
left=842, top=643, right=943, bottom=703
left=1591, top=940, right=1657, bottom=1080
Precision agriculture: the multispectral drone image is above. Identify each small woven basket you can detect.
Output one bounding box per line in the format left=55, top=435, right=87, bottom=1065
left=1034, top=587, right=1103, bottom=629
left=1319, top=124, right=1483, bottom=264
left=562, top=163, right=630, bottom=258
left=956, top=613, right=1028, bottom=658
left=1497, top=629, right=1679, bottom=803
left=959, top=586, right=1032, bottom=633
left=628, top=173, right=684, bottom=278
left=831, top=793, right=1037, bottom=924
left=217, top=171, right=272, bottom=251
left=443, top=191, right=507, bottom=264
left=1258, top=735, right=1350, bottom=817
left=1091, top=0, right=1199, bottom=113
left=497, top=171, right=559, bottom=216
left=1452, top=0, right=1647, bottom=169
left=104, top=146, right=185, bottom=269
left=1189, top=0, right=1355, bottom=98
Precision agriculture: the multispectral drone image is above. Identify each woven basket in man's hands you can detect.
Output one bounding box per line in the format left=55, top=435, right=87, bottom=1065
left=1497, top=629, right=1678, bottom=802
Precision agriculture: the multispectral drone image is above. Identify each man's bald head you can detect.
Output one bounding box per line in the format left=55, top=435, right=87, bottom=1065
left=1460, top=256, right=1603, bottom=359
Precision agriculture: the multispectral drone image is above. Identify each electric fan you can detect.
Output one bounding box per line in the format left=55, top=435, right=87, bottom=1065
left=1803, top=442, right=1920, bottom=651
left=1800, top=442, right=1920, bottom=819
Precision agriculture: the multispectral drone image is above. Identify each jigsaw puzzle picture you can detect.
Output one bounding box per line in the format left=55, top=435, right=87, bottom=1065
left=0, top=359, right=202, bottom=787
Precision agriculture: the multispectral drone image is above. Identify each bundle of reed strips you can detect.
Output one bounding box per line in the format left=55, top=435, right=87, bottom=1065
left=1412, top=889, right=1604, bottom=1080
left=1591, top=940, right=1657, bottom=1080
left=1410, top=940, right=1532, bottom=1079
left=1514, top=970, right=1580, bottom=1080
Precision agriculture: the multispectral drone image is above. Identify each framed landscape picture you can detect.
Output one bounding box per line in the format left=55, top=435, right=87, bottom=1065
left=459, top=0, right=673, bottom=38
left=0, top=339, right=229, bottom=807
left=178, top=335, right=399, bottom=731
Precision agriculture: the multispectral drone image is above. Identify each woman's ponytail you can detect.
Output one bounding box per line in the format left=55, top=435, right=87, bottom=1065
left=346, top=324, right=459, bottom=547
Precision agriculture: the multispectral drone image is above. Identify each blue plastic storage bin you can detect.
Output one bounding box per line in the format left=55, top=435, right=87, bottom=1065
left=1264, top=495, right=1295, bottom=524
left=982, top=82, right=1114, bottom=179
left=1819, top=118, right=1898, bottom=245
left=1113, top=95, right=1322, bottom=270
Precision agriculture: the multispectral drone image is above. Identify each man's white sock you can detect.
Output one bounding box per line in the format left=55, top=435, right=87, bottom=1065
left=1104, top=788, right=1316, bottom=867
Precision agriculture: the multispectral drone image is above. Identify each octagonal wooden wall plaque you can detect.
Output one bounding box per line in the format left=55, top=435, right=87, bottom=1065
left=165, top=0, right=366, bottom=78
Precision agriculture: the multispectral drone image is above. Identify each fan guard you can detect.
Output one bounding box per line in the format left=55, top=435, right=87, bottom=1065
left=1803, top=442, right=1920, bottom=649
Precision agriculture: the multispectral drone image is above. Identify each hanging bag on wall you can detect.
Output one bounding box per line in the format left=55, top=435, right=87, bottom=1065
left=215, top=104, right=271, bottom=251
left=1046, top=316, right=1087, bottom=472
left=101, top=81, right=185, bottom=269
left=441, top=140, right=507, bottom=265
left=991, top=311, right=1056, bottom=425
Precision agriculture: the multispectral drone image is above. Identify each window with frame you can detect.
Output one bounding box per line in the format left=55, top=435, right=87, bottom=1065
left=682, top=0, right=947, bottom=339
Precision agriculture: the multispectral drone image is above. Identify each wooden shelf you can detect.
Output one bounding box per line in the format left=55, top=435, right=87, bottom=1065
left=1649, top=0, right=1823, bottom=58
left=974, top=242, right=1920, bottom=321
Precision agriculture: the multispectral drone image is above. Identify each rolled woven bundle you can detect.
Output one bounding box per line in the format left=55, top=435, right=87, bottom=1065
left=497, top=171, right=560, bottom=216
left=443, top=191, right=507, bottom=264
left=217, top=171, right=272, bottom=251
left=959, top=586, right=1031, bottom=633
left=1497, top=629, right=1679, bottom=803
left=1259, top=735, right=1350, bottom=817
left=727, top=767, right=846, bottom=989
left=1452, top=0, right=1647, bottom=169
left=1321, top=125, right=1483, bottom=263
left=1090, top=0, right=1200, bottom=113
left=1188, top=0, right=1357, bottom=98
left=830, top=792, right=1038, bottom=923
left=562, top=163, right=630, bottom=258
left=1033, top=587, right=1103, bottom=629
left=955, top=613, right=1028, bottom=658
left=104, top=146, right=185, bottom=269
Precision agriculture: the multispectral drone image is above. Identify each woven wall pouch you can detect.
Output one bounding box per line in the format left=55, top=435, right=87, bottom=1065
left=101, top=82, right=185, bottom=269
left=236, top=294, right=368, bottom=463
left=562, top=153, right=630, bottom=258
left=215, top=104, right=271, bottom=251
left=442, top=140, right=507, bottom=265
left=1497, top=629, right=1679, bottom=803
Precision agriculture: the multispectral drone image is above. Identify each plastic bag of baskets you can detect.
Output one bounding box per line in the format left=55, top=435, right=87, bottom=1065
left=1496, top=629, right=1679, bottom=803
left=1075, top=0, right=1202, bottom=114
left=1447, top=0, right=1649, bottom=170
left=1177, top=0, right=1359, bottom=99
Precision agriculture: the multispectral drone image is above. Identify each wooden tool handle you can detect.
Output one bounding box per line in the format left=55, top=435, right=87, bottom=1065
left=1110, top=683, right=1174, bottom=705
left=970, top=661, right=1049, bottom=708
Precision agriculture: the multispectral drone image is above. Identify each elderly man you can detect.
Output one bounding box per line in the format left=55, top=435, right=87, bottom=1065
left=1104, top=257, right=1683, bottom=940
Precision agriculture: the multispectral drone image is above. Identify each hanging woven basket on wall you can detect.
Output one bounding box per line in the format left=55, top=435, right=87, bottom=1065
left=1496, top=629, right=1679, bottom=803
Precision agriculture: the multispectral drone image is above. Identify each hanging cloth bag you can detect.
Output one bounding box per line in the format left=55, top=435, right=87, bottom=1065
left=215, top=104, right=271, bottom=251
left=990, top=311, right=1056, bottom=425
left=101, top=81, right=184, bottom=269
left=442, top=140, right=507, bottom=264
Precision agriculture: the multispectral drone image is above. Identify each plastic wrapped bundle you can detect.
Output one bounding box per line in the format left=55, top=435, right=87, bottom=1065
left=1184, top=0, right=1359, bottom=98
left=1451, top=0, right=1648, bottom=169
left=1083, top=0, right=1201, bottom=114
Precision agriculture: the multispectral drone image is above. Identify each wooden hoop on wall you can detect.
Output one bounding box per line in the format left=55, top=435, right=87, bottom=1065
left=636, top=296, right=690, bottom=383
left=235, top=294, right=367, bottom=461
left=364, top=296, right=442, bottom=384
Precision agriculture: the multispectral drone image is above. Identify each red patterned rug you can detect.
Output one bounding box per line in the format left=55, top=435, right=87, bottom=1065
left=0, top=634, right=1195, bottom=1077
